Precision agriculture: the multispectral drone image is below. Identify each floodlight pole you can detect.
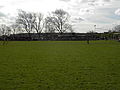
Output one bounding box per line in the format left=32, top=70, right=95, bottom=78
left=94, top=25, right=96, bottom=32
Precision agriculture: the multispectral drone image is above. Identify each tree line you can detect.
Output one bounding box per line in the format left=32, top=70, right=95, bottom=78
left=0, top=9, right=73, bottom=41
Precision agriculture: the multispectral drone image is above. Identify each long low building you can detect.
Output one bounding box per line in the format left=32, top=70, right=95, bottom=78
left=1, top=32, right=118, bottom=41
left=7, top=33, right=101, bottom=41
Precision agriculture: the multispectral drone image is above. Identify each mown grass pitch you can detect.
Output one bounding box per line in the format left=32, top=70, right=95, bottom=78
left=0, top=40, right=120, bottom=90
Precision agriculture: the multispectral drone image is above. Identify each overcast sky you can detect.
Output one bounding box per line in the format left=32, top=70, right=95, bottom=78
left=0, top=0, right=120, bottom=32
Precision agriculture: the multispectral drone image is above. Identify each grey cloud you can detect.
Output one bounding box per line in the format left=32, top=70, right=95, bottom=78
left=0, top=6, right=4, bottom=9
left=59, top=0, right=71, bottom=2
left=78, top=0, right=98, bottom=3
left=75, top=17, right=84, bottom=21
left=81, top=0, right=88, bottom=3
left=79, top=7, right=95, bottom=15
left=88, top=0, right=111, bottom=2
left=71, top=17, right=85, bottom=23
left=0, top=12, right=6, bottom=17
left=87, top=0, right=112, bottom=7
left=72, top=17, right=85, bottom=23
left=115, top=9, right=120, bottom=16
left=86, top=7, right=120, bottom=24
left=103, top=0, right=111, bottom=2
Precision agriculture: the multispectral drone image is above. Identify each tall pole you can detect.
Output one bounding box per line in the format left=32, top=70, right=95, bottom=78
left=94, top=25, right=96, bottom=32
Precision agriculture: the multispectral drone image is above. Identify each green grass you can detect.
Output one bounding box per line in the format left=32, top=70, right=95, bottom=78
left=0, top=40, right=120, bottom=90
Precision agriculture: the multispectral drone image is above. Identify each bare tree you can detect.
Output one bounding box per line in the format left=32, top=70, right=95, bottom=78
left=45, top=9, right=72, bottom=33
left=44, top=16, right=56, bottom=33
left=113, top=25, right=120, bottom=32
left=16, top=10, right=36, bottom=40
left=11, top=24, right=18, bottom=35
left=0, top=24, right=11, bottom=45
left=33, top=13, right=44, bottom=39
left=10, top=23, right=22, bottom=40
left=64, top=23, right=73, bottom=33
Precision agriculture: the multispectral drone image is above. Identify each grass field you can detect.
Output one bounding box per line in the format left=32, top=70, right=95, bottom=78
left=0, top=40, right=120, bottom=90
